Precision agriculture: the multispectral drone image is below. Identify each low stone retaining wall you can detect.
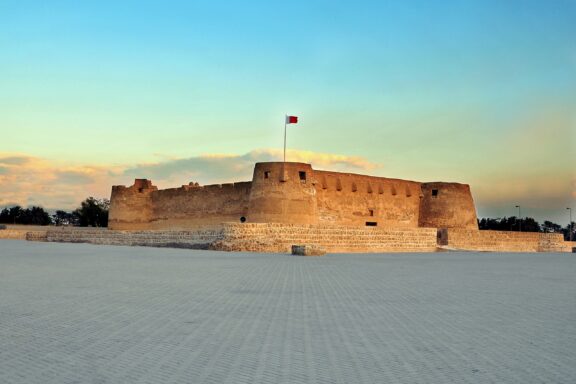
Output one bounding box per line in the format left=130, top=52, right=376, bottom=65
left=10, top=224, right=571, bottom=253
left=46, top=227, right=225, bottom=249
left=444, top=229, right=570, bottom=252
left=0, top=229, right=30, bottom=240
left=42, top=224, right=439, bottom=253
left=216, top=223, right=438, bottom=253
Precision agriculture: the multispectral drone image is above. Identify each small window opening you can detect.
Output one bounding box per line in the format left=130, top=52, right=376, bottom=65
left=240, top=216, right=246, bottom=223
left=299, top=171, right=306, bottom=183
left=366, top=221, right=378, bottom=227
left=138, top=188, right=144, bottom=193
left=264, top=171, right=271, bottom=179
left=368, top=209, right=374, bottom=217
left=432, top=189, right=438, bottom=197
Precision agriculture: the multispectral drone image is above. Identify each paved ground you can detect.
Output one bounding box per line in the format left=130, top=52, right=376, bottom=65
left=1, top=240, right=575, bottom=384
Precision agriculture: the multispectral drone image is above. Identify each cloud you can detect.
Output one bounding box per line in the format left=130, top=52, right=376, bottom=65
left=0, top=154, right=124, bottom=210
left=54, top=171, right=95, bottom=184
left=124, top=148, right=380, bottom=186
left=0, top=149, right=379, bottom=210
left=0, top=156, right=31, bottom=165
left=1, top=148, right=570, bottom=222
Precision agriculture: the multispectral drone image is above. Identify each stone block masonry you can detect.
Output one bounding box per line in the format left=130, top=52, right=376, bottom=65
left=10, top=224, right=572, bottom=254
left=0, top=228, right=48, bottom=240
left=444, top=229, right=570, bottom=252
left=215, top=223, right=438, bottom=253
left=291, top=245, right=327, bottom=256
left=43, top=223, right=439, bottom=253
left=46, top=227, right=225, bottom=249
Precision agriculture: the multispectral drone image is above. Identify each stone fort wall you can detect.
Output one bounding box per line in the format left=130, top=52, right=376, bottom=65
left=43, top=224, right=438, bottom=253
left=109, top=162, right=478, bottom=231
left=27, top=225, right=572, bottom=253
left=441, top=229, right=571, bottom=252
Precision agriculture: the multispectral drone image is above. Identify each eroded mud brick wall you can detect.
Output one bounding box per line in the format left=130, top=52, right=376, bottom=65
left=108, top=179, right=157, bottom=230
left=314, top=171, right=422, bottom=227
left=109, top=180, right=251, bottom=230
left=150, top=181, right=252, bottom=229
left=419, top=182, right=478, bottom=229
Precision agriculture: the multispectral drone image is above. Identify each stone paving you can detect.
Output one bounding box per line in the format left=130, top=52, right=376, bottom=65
left=1, top=240, right=575, bottom=384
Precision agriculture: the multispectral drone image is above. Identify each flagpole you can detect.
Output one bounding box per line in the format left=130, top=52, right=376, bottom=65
left=283, top=115, right=287, bottom=163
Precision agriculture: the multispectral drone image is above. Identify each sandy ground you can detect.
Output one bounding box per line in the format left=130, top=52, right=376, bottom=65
left=1, top=240, right=575, bottom=384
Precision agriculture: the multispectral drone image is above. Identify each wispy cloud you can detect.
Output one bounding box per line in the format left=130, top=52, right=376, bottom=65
left=124, top=148, right=379, bottom=186
left=0, top=149, right=380, bottom=210
left=1, top=148, right=572, bottom=223
left=0, top=154, right=125, bottom=209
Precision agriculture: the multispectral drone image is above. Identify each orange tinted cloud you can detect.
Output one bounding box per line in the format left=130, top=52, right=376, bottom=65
left=0, top=154, right=124, bottom=209
left=0, top=149, right=380, bottom=209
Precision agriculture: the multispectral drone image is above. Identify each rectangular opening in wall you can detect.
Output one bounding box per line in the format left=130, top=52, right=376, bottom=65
left=264, top=171, right=270, bottom=179
left=432, top=189, right=438, bottom=197
left=368, top=209, right=374, bottom=217
left=299, top=171, right=306, bottom=183
left=366, top=222, right=377, bottom=226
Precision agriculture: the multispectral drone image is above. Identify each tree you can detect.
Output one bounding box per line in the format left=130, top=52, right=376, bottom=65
left=542, top=221, right=562, bottom=233
left=478, top=216, right=540, bottom=232
left=73, top=197, right=109, bottom=227
left=0, top=205, right=52, bottom=225
left=27, top=206, right=52, bottom=225
left=522, top=217, right=541, bottom=233
left=563, top=222, right=575, bottom=242
left=52, top=210, right=76, bottom=226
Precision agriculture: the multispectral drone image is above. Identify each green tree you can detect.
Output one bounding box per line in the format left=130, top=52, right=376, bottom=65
left=0, top=205, right=52, bottom=225
left=74, top=197, right=109, bottom=227
left=564, top=222, right=575, bottom=241
left=52, top=210, right=76, bottom=226
left=542, top=221, right=562, bottom=233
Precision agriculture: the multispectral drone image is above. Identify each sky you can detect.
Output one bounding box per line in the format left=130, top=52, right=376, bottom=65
left=0, top=0, right=575, bottom=223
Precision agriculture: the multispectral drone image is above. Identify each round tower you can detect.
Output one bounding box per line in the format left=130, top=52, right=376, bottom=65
left=246, top=162, right=318, bottom=224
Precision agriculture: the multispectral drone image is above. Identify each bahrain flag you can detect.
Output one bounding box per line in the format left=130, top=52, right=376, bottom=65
left=285, top=115, right=298, bottom=124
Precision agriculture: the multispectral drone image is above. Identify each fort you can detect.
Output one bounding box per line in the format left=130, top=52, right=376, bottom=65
left=97, top=162, right=570, bottom=253
left=1, top=162, right=570, bottom=252
left=108, top=162, right=478, bottom=231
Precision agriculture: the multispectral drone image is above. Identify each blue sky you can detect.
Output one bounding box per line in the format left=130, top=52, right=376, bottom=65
left=0, top=0, right=575, bottom=223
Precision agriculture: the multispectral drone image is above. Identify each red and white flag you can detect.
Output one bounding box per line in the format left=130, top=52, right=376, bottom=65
left=285, top=115, right=298, bottom=124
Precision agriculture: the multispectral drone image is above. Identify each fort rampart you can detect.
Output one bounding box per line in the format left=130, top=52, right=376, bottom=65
left=109, top=162, right=478, bottom=231
left=8, top=224, right=566, bottom=253
left=441, top=229, right=570, bottom=252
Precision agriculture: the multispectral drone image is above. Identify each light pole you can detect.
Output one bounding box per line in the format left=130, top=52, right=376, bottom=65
left=568, top=207, right=573, bottom=242
left=515, top=205, right=521, bottom=232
